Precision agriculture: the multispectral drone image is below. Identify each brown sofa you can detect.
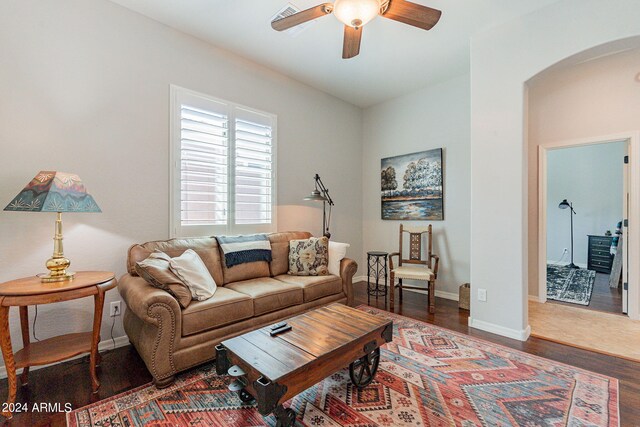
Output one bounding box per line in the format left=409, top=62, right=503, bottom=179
left=118, top=231, right=357, bottom=387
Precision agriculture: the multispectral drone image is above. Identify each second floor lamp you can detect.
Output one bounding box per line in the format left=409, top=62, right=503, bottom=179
left=558, top=199, right=578, bottom=269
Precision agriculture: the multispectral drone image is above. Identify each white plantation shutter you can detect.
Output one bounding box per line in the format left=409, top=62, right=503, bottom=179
left=234, top=108, right=273, bottom=225
left=180, top=103, right=229, bottom=227
left=170, top=86, right=277, bottom=237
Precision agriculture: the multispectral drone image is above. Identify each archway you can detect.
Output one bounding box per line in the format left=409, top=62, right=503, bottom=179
left=469, top=1, right=640, bottom=341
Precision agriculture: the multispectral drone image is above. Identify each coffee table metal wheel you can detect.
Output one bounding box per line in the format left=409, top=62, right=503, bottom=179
left=349, top=347, right=380, bottom=388
left=238, top=388, right=255, bottom=403
left=274, top=406, right=296, bottom=427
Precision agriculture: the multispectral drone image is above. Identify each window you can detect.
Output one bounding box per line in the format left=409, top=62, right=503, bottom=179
left=170, top=86, right=276, bottom=237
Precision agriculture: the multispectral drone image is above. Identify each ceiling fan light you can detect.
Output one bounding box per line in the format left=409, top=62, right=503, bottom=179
left=333, top=0, right=381, bottom=28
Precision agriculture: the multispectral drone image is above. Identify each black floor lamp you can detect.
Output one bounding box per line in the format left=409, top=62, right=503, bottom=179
left=558, top=199, right=579, bottom=269
left=303, top=174, right=334, bottom=238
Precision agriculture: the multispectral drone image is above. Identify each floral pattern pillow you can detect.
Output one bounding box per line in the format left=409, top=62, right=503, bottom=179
left=288, top=237, right=329, bottom=276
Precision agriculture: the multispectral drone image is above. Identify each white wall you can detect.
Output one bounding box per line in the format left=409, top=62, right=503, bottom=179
left=527, top=47, right=640, bottom=296
left=547, top=142, right=626, bottom=266
left=0, top=0, right=362, bottom=371
left=362, top=75, right=471, bottom=299
left=470, top=0, right=640, bottom=340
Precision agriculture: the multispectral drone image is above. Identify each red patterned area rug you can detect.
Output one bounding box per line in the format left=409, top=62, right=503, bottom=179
left=67, top=306, right=619, bottom=426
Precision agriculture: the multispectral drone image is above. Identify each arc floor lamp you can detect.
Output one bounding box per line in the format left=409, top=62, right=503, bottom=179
left=559, top=199, right=579, bottom=269
left=303, top=174, right=334, bottom=238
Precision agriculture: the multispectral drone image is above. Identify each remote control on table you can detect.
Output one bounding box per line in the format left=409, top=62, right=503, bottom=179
left=269, top=325, right=292, bottom=336
left=269, top=322, right=287, bottom=331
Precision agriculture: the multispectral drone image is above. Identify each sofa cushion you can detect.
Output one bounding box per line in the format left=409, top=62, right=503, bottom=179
left=181, top=287, right=253, bottom=337
left=328, top=241, right=350, bottom=276
left=288, top=237, right=329, bottom=276
left=226, top=278, right=303, bottom=316
left=135, top=254, right=193, bottom=309
left=268, top=231, right=312, bottom=276
left=127, top=237, right=224, bottom=286
left=274, top=274, right=343, bottom=302
left=164, top=250, right=217, bottom=301
left=220, top=258, right=271, bottom=285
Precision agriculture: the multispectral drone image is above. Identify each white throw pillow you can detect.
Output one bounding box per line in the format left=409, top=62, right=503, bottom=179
left=167, top=249, right=217, bottom=300
left=328, top=241, right=350, bottom=276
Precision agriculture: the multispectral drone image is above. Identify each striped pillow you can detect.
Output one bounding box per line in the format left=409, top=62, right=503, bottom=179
left=216, top=234, right=272, bottom=268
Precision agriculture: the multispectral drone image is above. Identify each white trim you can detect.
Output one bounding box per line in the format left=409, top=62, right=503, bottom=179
left=537, top=132, right=640, bottom=320
left=402, top=288, right=460, bottom=301
left=546, top=261, right=588, bottom=269
left=468, top=317, right=531, bottom=341
left=538, top=145, right=548, bottom=303
left=627, top=133, right=640, bottom=319
left=354, top=276, right=459, bottom=301
left=435, top=290, right=459, bottom=301
left=0, top=335, right=130, bottom=380
left=169, top=84, right=180, bottom=239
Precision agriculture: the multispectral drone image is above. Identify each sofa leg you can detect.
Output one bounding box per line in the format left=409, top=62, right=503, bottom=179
left=154, top=375, right=175, bottom=389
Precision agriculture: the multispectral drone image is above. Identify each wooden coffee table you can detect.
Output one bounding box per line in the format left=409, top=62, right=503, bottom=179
left=215, top=303, right=393, bottom=427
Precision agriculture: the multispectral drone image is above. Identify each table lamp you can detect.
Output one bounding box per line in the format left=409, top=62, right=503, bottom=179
left=4, top=171, right=101, bottom=282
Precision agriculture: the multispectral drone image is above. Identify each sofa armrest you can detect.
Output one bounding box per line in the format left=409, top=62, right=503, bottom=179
left=118, top=273, right=181, bottom=382
left=118, top=274, right=182, bottom=325
left=339, top=258, right=358, bottom=306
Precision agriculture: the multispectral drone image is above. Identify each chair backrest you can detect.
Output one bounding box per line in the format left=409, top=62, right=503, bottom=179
left=397, top=224, right=432, bottom=268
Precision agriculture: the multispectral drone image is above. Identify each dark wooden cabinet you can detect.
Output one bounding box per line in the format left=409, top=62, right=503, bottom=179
left=587, top=235, right=614, bottom=273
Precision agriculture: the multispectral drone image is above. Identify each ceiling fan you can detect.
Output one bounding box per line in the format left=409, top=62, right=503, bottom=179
left=271, top=0, right=442, bottom=59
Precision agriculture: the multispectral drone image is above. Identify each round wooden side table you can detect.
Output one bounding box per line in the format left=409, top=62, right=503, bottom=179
left=0, top=271, right=117, bottom=419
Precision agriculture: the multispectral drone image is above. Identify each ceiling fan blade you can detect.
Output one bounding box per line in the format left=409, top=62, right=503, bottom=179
left=271, top=3, right=334, bottom=31
left=342, top=25, right=362, bottom=59
left=382, top=0, right=442, bottom=31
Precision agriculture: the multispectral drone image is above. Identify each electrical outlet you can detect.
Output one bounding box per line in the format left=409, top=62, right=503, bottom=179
left=477, top=288, right=487, bottom=302
left=110, top=301, right=121, bottom=317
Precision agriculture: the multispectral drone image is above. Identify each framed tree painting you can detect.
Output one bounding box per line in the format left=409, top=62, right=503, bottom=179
left=381, top=148, right=443, bottom=220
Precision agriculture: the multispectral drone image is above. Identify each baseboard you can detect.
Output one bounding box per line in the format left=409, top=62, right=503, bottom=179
left=547, top=261, right=588, bottom=269
left=528, top=295, right=544, bottom=303
left=0, top=335, right=130, bottom=380
left=468, top=317, right=531, bottom=341
left=435, top=290, right=459, bottom=301
left=354, top=276, right=459, bottom=301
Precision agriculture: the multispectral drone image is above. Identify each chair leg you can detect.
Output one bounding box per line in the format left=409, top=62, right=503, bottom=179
left=399, top=279, right=403, bottom=302
left=389, top=272, right=395, bottom=310
left=428, top=280, right=435, bottom=314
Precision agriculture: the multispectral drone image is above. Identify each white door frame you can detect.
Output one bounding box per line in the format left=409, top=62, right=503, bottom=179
left=537, top=131, right=640, bottom=320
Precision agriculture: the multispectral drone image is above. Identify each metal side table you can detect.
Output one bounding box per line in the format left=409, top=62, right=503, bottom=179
left=367, top=251, right=388, bottom=305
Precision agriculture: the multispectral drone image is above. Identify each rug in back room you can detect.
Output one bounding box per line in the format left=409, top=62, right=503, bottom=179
left=67, top=306, right=619, bottom=427
left=547, top=263, right=596, bottom=305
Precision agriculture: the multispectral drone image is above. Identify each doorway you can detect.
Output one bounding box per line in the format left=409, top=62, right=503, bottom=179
left=544, top=140, right=627, bottom=315
left=536, top=132, right=640, bottom=320
left=532, top=133, right=640, bottom=361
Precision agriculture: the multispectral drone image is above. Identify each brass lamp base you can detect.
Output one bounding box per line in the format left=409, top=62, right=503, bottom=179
left=39, top=212, right=75, bottom=283
left=38, top=271, right=75, bottom=283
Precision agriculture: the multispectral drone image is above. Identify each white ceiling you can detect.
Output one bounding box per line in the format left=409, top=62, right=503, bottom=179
left=109, top=0, right=560, bottom=107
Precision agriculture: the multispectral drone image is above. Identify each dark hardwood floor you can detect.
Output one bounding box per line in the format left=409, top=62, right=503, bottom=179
left=550, top=271, right=624, bottom=314
left=0, top=281, right=638, bottom=426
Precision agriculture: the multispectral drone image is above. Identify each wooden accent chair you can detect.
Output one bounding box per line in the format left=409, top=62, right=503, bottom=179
left=389, top=224, right=439, bottom=313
